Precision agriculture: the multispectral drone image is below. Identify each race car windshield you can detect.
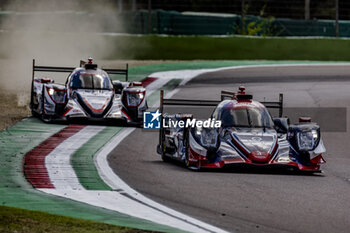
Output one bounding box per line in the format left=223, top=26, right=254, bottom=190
left=70, top=73, right=112, bottom=90
left=220, top=107, right=273, bottom=128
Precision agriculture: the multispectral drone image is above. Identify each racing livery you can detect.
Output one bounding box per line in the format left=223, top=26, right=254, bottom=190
left=157, top=87, right=326, bottom=172
left=30, top=58, right=147, bottom=123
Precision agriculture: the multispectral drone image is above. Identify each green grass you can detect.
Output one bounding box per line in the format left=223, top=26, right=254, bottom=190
left=0, top=205, right=155, bottom=233
left=1, top=31, right=349, bottom=61
left=103, top=35, right=350, bottom=61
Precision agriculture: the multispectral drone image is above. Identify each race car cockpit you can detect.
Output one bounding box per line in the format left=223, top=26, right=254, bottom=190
left=69, top=70, right=113, bottom=90
left=215, top=103, right=274, bottom=128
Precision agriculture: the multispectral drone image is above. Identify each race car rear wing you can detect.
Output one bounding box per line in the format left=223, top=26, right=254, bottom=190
left=159, top=90, right=284, bottom=117
left=32, top=59, right=129, bottom=81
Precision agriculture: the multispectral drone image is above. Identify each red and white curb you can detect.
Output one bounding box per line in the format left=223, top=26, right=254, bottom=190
left=24, top=125, right=85, bottom=189
left=45, top=126, right=105, bottom=190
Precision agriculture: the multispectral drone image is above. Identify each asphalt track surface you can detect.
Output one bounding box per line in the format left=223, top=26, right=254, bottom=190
left=108, top=65, right=350, bottom=233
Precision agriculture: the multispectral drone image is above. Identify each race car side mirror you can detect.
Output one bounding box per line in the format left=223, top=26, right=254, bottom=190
left=273, top=117, right=289, bottom=134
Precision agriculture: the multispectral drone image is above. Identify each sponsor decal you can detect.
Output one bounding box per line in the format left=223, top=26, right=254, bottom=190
left=163, top=117, right=221, bottom=128
left=251, top=137, right=262, bottom=142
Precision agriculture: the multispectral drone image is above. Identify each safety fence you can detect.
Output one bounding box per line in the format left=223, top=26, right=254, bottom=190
left=121, top=10, right=350, bottom=37
left=1, top=9, right=350, bottom=37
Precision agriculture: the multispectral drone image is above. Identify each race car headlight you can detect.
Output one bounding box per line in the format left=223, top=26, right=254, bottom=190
left=297, top=130, right=318, bottom=151
left=48, top=88, right=54, bottom=95
left=125, top=92, right=144, bottom=107
left=195, top=126, right=202, bottom=136
left=200, top=128, right=218, bottom=148
left=46, top=87, right=66, bottom=104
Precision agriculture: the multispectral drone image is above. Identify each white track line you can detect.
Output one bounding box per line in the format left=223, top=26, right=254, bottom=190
left=40, top=188, right=219, bottom=233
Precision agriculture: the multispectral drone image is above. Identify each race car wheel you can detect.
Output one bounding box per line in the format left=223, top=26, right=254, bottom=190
left=30, top=89, right=40, bottom=117
left=41, top=108, right=52, bottom=123
left=161, top=153, right=170, bottom=162
left=184, top=132, right=200, bottom=170
left=186, top=156, right=200, bottom=171
left=184, top=152, right=190, bottom=167
left=183, top=129, right=191, bottom=168
left=42, top=113, right=52, bottom=123
left=31, top=108, right=40, bottom=117
left=161, top=149, right=172, bottom=162
left=159, top=143, right=171, bottom=162
left=184, top=144, right=191, bottom=167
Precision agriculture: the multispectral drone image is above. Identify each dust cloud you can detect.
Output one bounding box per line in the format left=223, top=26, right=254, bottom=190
left=0, top=0, right=124, bottom=95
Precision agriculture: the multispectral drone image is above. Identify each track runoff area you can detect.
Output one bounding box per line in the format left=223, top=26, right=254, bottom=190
left=12, top=62, right=350, bottom=232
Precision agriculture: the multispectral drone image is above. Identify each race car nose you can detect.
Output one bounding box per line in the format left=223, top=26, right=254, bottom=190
left=248, top=151, right=270, bottom=162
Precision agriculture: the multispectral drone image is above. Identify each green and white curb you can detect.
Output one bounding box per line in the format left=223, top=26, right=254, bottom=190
left=71, top=126, right=122, bottom=190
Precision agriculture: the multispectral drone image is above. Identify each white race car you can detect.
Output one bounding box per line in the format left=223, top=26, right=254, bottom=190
left=30, top=58, right=147, bottom=124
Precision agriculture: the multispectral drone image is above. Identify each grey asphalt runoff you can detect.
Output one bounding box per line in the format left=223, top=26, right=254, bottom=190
left=108, top=65, right=350, bottom=233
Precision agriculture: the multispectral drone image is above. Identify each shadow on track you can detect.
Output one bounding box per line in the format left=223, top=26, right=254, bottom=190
left=153, top=159, right=325, bottom=177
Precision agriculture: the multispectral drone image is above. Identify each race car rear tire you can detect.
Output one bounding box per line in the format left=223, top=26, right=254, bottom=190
left=159, top=143, right=171, bottom=162
left=42, top=114, right=52, bottom=123
left=184, top=148, right=191, bottom=167
left=41, top=106, right=52, bottom=123
left=184, top=149, right=201, bottom=170
left=186, top=156, right=201, bottom=171
left=183, top=131, right=198, bottom=169
left=31, top=109, right=39, bottom=117
left=30, top=88, right=40, bottom=117
left=161, top=153, right=171, bottom=162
